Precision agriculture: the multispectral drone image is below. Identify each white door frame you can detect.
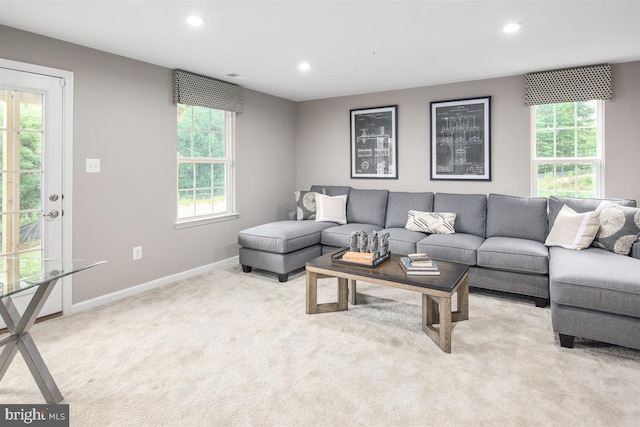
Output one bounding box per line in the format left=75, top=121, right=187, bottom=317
left=0, top=58, right=74, bottom=315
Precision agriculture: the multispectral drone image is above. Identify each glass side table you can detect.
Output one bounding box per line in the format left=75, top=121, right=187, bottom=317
left=0, top=259, right=106, bottom=403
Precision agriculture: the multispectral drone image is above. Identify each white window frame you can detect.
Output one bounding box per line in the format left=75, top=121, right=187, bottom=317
left=175, top=106, right=238, bottom=229
left=530, top=100, right=605, bottom=198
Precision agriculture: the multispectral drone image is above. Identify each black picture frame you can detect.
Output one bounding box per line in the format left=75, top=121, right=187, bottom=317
left=430, top=96, right=491, bottom=181
left=350, top=105, right=398, bottom=179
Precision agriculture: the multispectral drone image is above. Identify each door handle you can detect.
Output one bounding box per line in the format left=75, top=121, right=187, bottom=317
left=43, top=210, right=59, bottom=218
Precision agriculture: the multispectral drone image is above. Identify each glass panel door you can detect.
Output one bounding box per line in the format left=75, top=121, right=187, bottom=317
left=0, top=67, right=64, bottom=323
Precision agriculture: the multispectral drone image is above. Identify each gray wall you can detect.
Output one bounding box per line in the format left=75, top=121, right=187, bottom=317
left=1, top=26, right=297, bottom=303
left=605, top=61, right=640, bottom=201
left=295, top=62, right=640, bottom=202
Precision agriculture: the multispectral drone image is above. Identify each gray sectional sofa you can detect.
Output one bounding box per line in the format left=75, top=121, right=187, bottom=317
left=237, top=185, right=640, bottom=350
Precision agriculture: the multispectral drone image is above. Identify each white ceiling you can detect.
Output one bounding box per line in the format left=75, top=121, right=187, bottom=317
left=1, top=0, right=639, bottom=101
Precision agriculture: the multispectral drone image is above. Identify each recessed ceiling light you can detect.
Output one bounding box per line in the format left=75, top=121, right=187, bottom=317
left=298, top=62, right=311, bottom=72
left=502, top=22, right=522, bottom=33
left=186, top=15, right=204, bottom=27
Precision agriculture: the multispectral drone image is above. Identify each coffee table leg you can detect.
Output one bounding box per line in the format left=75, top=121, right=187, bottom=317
left=306, top=271, right=318, bottom=314
left=305, top=271, right=349, bottom=314
left=453, top=274, right=469, bottom=322
left=338, top=278, right=348, bottom=310
left=349, top=280, right=357, bottom=305
left=422, top=295, right=452, bottom=353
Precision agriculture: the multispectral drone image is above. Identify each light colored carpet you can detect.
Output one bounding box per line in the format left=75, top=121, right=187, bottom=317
left=1, top=265, right=639, bottom=426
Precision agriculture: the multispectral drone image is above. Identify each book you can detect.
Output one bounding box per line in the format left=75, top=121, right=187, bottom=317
left=400, top=258, right=441, bottom=276
left=407, top=253, right=434, bottom=267
left=399, top=257, right=440, bottom=275
left=400, top=256, right=437, bottom=270
left=408, top=253, right=431, bottom=262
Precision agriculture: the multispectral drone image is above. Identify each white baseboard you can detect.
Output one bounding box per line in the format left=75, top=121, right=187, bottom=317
left=71, top=256, right=239, bottom=314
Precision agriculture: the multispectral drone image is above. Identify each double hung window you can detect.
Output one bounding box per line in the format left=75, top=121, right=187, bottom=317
left=531, top=100, right=603, bottom=198
left=176, top=104, right=235, bottom=224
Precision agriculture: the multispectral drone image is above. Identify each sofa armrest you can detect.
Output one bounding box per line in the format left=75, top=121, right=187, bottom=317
left=632, top=241, right=640, bottom=260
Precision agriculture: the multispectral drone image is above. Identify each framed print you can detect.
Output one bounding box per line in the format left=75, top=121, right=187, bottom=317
left=430, top=96, right=491, bottom=181
left=350, top=105, right=398, bottom=179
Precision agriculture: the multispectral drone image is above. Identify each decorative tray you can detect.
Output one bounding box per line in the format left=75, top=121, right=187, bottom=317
left=331, top=248, right=391, bottom=269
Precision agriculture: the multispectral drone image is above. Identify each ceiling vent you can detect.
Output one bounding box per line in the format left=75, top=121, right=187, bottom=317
left=226, top=73, right=250, bottom=80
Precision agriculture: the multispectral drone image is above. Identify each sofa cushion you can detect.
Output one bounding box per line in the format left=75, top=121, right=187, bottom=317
left=477, top=237, right=549, bottom=274
left=548, top=195, right=636, bottom=231
left=309, top=185, right=351, bottom=197
left=321, top=223, right=384, bottom=248
left=382, top=228, right=427, bottom=255
left=433, top=193, right=486, bottom=237
left=550, top=246, right=640, bottom=318
left=346, top=189, right=389, bottom=227
left=316, top=194, right=348, bottom=224
left=544, top=205, right=601, bottom=250
left=294, top=190, right=318, bottom=220
left=592, top=203, right=640, bottom=256
left=385, top=192, right=434, bottom=228
left=405, top=211, right=456, bottom=234
left=416, top=233, right=484, bottom=265
left=486, top=193, right=548, bottom=242
left=238, top=220, right=335, bottom=254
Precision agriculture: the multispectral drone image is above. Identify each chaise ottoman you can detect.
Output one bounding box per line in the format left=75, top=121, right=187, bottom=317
left=238, top=220, right=335, bottom=282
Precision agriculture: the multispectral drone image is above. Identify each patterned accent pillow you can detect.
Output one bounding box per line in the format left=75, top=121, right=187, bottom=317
left=544, top=205, right=601, bottom=250
left=405, top=210, right=456, bottom=234
left=294, top=191, right=318, bottom=220
left=592, top=202, right=640, bottom=255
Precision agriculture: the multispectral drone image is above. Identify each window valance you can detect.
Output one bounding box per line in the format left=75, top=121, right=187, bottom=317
left=171, top=69, right=244, bottom=113
left=524, top=64, right=612, bottom=106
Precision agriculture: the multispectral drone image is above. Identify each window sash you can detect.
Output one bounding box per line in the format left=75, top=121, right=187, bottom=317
left=532, top=159, right=602, bottom=198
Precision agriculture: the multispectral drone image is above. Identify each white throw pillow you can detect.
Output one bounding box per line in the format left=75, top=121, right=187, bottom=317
left=405, top=210, right=456, bottom=234
left=545, top=205, right=601, bottom=250
left=315, top=194, right=348, bottom=224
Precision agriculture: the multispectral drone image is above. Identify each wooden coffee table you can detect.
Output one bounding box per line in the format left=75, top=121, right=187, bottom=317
left=305, top=251, right=469, bottom=353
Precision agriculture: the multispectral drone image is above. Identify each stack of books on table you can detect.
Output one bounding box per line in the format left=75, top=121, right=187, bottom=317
left=399, top=253, right=440, bottom=276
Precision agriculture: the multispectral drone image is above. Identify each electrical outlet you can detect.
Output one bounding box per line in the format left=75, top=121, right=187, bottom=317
left=133, top=246, right=142, bottom=260
left=86, top=158, right=101, bottom=173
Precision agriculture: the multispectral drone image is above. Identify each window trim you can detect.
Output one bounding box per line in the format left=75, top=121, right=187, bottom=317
left=530, top=100, right=605, bottom=198
left=175, top=107, right=238, bottom=228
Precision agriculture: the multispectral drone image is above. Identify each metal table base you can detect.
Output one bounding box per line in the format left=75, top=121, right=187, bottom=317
left=0, top=278, right=64, bottom=403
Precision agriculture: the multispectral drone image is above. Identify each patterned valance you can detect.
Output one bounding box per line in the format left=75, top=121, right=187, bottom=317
left=524, top=64, right=612, bottom=106
left=171, top=69, right=243, bottom=113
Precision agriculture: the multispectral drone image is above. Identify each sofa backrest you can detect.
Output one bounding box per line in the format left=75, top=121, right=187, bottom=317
left=384, top=192, right=434, bottom=228
left=309, top=185, right=351, bottom=196
left=346, top=189, right=389, bottom=227
left=433, top=193, right=487, bottom=237
left=486, top=193, right=548, bottom=242
left=548, top=195, right=637, bottom=231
